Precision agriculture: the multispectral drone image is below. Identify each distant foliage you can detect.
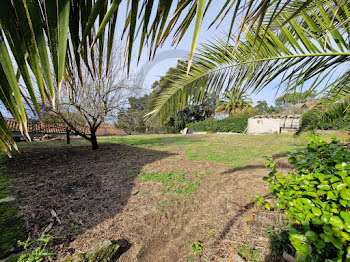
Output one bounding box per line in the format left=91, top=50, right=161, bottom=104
left=254, top=100, right=282, bottom=115
left=186, top=112, right=254, bottom=133
left=301, top=101, right=350, bottom=132
left=257, top=137, right=350, bottom=261
left=163, top=103, right=215, bottom=133
left=117, top=94, right=150, bottom=133
left=275, top=91, right=317, bottom=109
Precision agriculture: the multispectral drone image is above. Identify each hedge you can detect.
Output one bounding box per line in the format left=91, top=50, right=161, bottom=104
left=186, top=113, right=253, bottom=133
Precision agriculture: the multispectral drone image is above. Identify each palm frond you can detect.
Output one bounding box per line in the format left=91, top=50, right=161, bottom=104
left=146, top=2, right=350, bottom=123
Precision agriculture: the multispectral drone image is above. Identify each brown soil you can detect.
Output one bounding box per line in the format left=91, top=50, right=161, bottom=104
left=7, top=142, right=291, bottom=261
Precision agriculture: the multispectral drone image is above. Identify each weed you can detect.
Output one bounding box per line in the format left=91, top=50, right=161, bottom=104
left=138, top=171, right=199, bottom=197
left=191, top=241, right=204, bottom=254
left=236, top=243, right=261, bottom=262
left=70, top=223, right=80, bottom=230
left=17, top=234, right=55, bottom=262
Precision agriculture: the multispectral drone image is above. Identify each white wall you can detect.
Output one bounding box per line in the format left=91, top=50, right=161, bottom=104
left=247, top=117, right=301, bottom=134
left=247, top=118, right=280, bottom=134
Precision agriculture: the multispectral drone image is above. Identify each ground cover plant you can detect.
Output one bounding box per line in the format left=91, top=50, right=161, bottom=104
left=257, top=137, right=350, bottom=261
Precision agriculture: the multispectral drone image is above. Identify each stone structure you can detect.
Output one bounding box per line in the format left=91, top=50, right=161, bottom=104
left=247, top=115, right=301, bottom=134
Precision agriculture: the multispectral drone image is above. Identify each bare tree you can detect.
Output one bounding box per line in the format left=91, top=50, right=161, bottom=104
left=49, top=47, right=139, bottom=150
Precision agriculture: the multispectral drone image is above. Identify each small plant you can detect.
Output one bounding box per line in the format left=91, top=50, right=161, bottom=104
left=70, top=223, right=79, bottom=230
left=138, top=171, right=199, bottom=197
left=236, top=243, right=261, bottom=261
left=257, top=137, right=350, bottom=261
left=17, top=234, right=55, bottom=262
left=191, top=241, right=204, bottom=253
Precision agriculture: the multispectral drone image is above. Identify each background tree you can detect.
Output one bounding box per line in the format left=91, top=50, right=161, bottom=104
left=275, top=91, right=317, bottom=109
left=116, top=94, right=150, bottom=134
left=148, top=63, right=216, bottom=132
left=216, top=88, right=253, bottom=115
left=164, top=99, right=216, bottom=133
left=254, top=101, right=282, bottom=115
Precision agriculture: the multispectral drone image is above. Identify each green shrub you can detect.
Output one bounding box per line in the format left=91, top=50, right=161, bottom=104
left=257, top=137, right=350, bottom=261
left=186, top=113, right=253, bottom=133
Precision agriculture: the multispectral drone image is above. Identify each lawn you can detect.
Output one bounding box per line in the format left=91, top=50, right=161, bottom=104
left=101, top=132, right=348, bottom=166
left=1, top=131, right=348, bottom=261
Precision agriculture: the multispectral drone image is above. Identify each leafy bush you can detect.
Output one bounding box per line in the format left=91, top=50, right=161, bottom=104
left=186, top=113, right=253, bottom=133
left=257, top=137, right=350, bottom=261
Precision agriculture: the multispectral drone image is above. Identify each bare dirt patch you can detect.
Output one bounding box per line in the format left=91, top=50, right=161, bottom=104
left=7, top=140, right=291, bottom=261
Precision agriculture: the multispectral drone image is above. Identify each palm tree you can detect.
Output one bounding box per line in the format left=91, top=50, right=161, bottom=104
left=215, top=88, right=252, bottom=115
left=146, top=2, right=350, bottom=123
left=0, top=0, right=347, bottom=155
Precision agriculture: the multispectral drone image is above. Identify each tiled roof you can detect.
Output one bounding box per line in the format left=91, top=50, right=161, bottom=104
left=96, top=123, right=127, bottom=136
left=250, top=114, right=302, bottom=119
left=5, top=120, right=126, bottom=136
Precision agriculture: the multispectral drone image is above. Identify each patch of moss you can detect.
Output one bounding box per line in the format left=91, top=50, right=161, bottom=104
left=0, top=202, right=25, bottom=258
left=0, top=153, right=25, bottom=259
left=64, top=241, right=125, bottom=262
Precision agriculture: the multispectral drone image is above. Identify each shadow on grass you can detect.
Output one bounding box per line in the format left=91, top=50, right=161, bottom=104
left=5, top=143, right=175, bottom=258
left=101, top=135, right=203, bottom=148
left=220, top=152, right=292, bottom=175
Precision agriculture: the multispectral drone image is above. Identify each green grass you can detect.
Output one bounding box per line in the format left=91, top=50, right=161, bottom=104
left=101, top=134, right=202, bottom=149
left=0, top=152, right=25, bottom=259
left=99, top=132, right=349, bottom=167
left=237, top=243, right=262, bottom=262
left=16, top=132, right=348, bottom=168
left=138, top=171, right=199, bottom=197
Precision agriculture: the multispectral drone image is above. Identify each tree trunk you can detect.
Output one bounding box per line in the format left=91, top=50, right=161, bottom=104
left=66, top=127, right=70, bottom=144
left=90, top=130, right=98, bottom=150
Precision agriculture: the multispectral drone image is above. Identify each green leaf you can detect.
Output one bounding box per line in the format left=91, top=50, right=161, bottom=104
left=340, top=189, right=350, bottom=200
left=305, top=230, right=318, bottom=241
left=341, top=231, right=350, bottom=241
left=327, top=191, right=336, bottom=200
left=340, top=211, right=350, bottom=224
left=187, top=0, right=206, bottom=73
left=336, top=183, right=347, bottom=191
left=336, top=163, right=347, bottom=170
left=312, top=207, right=322, bottom=216
left=57, top=0, right=70, bottom=88
left=318, top=184, right=331, bottom=190
left=294, top=242, right=312, bottom=256
left=331, top=237, right=343, bottom=250
left=329, top=216, right=344, bottom=229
